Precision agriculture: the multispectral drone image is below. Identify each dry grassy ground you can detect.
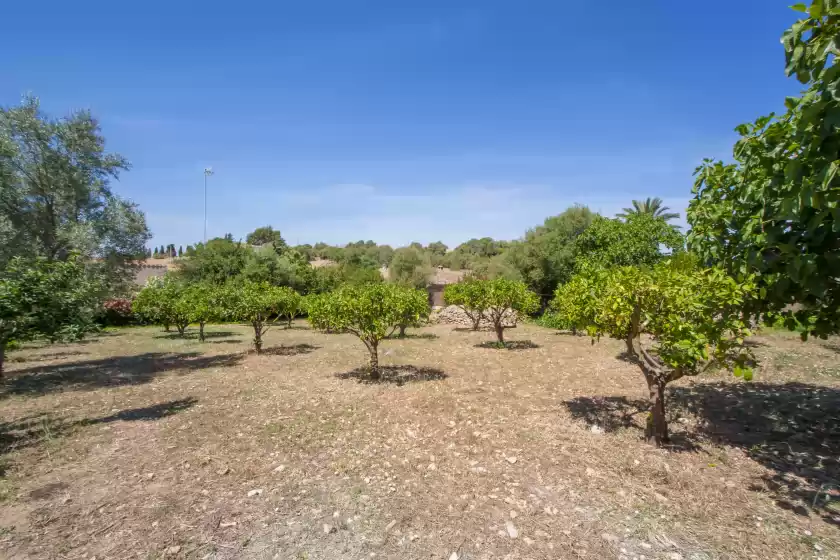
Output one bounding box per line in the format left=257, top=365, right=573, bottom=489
left=0, top=322, right=838, bottom=559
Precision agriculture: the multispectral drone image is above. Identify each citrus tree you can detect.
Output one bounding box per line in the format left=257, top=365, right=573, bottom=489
left=276, top=287, right=303, bottom=328
left=0, top=257, right=100, bottom=376
left=389, top=285, right=430, bottom=338
left=132, top=276, right=191, bottom=335
left=176, top=283, right=226, bottom=341
left=306, top=283, right=427, bottom=379
left=443, top=279, right=489, bottom=330
left=482, top=279, right=539, bottom=344
left=225, top=281, right=285, bottom=353
left=552, top=258, right=757, bottom=445
left=688, top=1, right=840, bottom=337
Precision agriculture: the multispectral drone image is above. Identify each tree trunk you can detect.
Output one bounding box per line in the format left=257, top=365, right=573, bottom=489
left=177, top=324, right=187, bottom=336
left=287, top=316, right=293, bottom=328
left=199, top=322, right=206, bottom=342
left=253, top=323, right=263, bottom=354
left=494, top=322, right=505, bottom=344
left=472, top=314, right=482, bottom=331
left=0, top=339, right=5, bottom=378
left=164, top=323, right=171, bottom=332
left=369, top=342, right=380, bottom=380
left=398, top=324, right=406, bottom=338
left=646, top=379, right=669, bottom=445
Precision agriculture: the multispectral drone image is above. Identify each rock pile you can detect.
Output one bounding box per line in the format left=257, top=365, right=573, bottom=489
left=430, top=305, right=518, bottom=328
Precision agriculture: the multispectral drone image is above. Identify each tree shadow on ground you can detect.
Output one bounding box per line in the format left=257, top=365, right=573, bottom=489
left=260, top=344, right=320, bottom=356
left=1, top=398, right=198, bottom=459
left=566, top=381, right=840, bottom=524
left=80, top=397, right=198, bottom=424
left=336, top=365, right=448, bottom=386
left=388, top=333, right=440, bottom=340
left=153, top=331, right=240, bottom=340
left=1, top=352, right=244, bottom=398
left=452, top=327, right=492, bottom=332
left=9, top=350, right=89, bottom=364
left=475, top=340, right=540, bottom=350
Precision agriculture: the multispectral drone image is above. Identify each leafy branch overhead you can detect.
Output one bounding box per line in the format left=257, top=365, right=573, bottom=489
left=688, top=0, right=840, bottom=337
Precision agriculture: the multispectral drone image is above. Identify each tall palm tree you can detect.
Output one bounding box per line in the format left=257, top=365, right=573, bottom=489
left=617, top=197, right=680, bottom=222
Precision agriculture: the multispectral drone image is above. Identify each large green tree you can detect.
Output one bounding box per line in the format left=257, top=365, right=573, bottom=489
left=506, top=205, right=595, bottom=301
left=246, top=226, right=288, bottom=254
left=389, top=247, right=432, bottom=288
left=177, top=236, right=248, bottom=285
left=688, top=1, right=840, bottom=337
left=574, top=214, right=684, bottom=271
left=0, top=95, right=150, bottom=290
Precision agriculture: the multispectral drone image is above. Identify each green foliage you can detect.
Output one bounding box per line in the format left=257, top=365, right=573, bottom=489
left=224, top=281, right=287, bottom=353
left=688, top=1, right=840, bottom=337
left=481, top=279, right=539, bottom=343
left=132, top=276, right=191, bottom=335
left=617, top=197, right=680, bottom=222
left=178, top=237, right=249, bottom=285
left=0, top=95, right=151, bottom=293
left=506, top=205, right=595, bottom=300
left=574, top=214, right=684, bottom=271
left=246, top=225, right=288, bottom=254
left=551, top=258, right=757, bottom=444
left=306, top=283, right=429, bottom=378
left=443, top=279, right=491, bottom=330
left=441, top=237, right=510, bottom=270
left=389, top=247, right=432, bottom=288
left=276, top=286, right=303, bottom=327
left=175, top=283, right=226, bottom=341
left=0, top=256, right=101, bottom=373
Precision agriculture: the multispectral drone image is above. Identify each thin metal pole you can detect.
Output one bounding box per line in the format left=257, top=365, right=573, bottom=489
left=203, top=173, right=207, bottom=243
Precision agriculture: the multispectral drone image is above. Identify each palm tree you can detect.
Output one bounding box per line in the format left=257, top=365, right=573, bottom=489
left=617, top=197, right=680, bottom=222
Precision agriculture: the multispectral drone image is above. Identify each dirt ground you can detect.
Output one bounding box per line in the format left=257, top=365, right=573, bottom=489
left=1, top=322, right=839, bottom=559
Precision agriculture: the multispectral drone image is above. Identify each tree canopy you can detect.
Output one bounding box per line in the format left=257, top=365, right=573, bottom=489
left=574, top=214, right=684, bottom=271
left=307, top=283, right=428, bottom=378
left=0, top=95, right=150, bottom=291
left=389, top=247, right=432, bottom=288
left=0, top=257, right=100, bottom=375
left=617, top=197, right=680, bottom=222
left=687, top=0, right=840, bottom=337
left=506, top=205, right=595, bottom=300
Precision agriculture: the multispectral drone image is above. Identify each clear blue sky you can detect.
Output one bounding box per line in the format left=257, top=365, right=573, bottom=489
left=2, top=0, right=801, bottom=249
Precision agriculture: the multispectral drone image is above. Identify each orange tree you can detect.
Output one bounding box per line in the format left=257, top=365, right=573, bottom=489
left=307, top=283, right=428, bottom=379
left=552, top=258, right=757, bottom=445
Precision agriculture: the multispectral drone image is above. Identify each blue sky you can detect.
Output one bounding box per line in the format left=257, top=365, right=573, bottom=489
left=2, top=0, right=802, bottom=248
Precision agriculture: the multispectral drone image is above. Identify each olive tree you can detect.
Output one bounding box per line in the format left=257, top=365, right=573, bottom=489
left=552, top=258, right=757, bottom=445
left=482, top=279, right=539, bottom=344
left=0, top=257, right=100, bottom=376
left=306, top=283, right=428, bottom=379
left=443, top=280, right=489, bottom=330
left=225, top=281, right=285, bottom=353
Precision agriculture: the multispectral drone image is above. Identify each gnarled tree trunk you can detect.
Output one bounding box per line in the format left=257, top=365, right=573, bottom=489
left=253, top=321, right=263, bottom=354
left=398, top=324, right=407, bottom=338
left=494, top=321, right=505, bottom=344
left=176, top=323, right=187, bottom=336
left=645, top=376, right=669, bottom=445
left=368, top=341, right=380, bottom=380
left=199, top=321, right=206, bottom=342
left=164, top=322, right=171, bottom=333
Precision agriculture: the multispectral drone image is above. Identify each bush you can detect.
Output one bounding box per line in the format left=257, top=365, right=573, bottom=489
left=102, top=298, right=135, bottom=326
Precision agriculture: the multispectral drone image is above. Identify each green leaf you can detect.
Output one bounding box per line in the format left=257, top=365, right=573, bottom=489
left=791, top=2, right=808, bottom=12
